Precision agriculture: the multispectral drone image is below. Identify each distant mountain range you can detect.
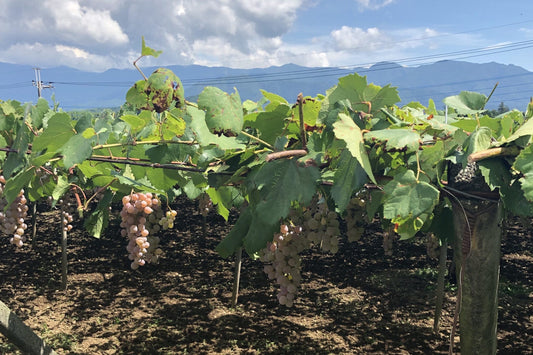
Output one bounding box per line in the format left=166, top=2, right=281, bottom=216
left=1, top=60, right=533, bottom=111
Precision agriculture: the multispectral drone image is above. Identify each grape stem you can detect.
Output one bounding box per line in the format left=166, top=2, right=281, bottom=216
left=239, top=130, right=273, bottom=149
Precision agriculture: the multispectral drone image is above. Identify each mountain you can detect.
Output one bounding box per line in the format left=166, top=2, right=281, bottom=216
left=1, top=60, right=532, bottom=111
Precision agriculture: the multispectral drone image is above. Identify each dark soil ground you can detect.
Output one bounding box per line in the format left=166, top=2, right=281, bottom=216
left=0, top=196, right=532, bottom=354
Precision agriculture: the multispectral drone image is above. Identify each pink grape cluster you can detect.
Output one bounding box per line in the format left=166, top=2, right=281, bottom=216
left=55, top=196, right=77, bottom=233
left=302, top=202, right=340, bottom=253
left=260, top=223, right=308, bottom=307
left=120, top=192, right=176, bottom=270
left=0, top=176, right=29, bottom=247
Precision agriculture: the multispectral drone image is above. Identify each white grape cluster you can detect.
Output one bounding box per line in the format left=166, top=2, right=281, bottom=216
left=0, top=176, right=29, bottom=247
left=302, top=201, right=340, bottom=253
left=120, top=192, right=176, bottom=270
left=426, top=233, right=440, bottom=259
left=198, top=193, right=213, bottom=217
left=345, top=196, right=366, bottom=242
left=260, top=223, right=307, bottom=307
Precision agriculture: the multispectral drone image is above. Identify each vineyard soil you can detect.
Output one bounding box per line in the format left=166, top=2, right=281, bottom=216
left=0, top=197, right=531, bottom=354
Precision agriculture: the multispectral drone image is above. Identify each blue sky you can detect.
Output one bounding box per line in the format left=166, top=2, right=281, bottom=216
left=0, top=0, right=532, bottom=71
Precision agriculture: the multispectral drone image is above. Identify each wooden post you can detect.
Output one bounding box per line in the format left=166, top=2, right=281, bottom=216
left=231, top=247, right=243, bottom=308
left=0, top=300, right=57, bottom=355
left=60, top=205, right=68, bottom=291
left=451, top=198, right=501, bottom=355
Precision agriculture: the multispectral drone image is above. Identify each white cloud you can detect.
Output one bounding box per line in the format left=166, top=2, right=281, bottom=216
left=330, top=26, right=388, bottom=51
left=43, top=0, right=128, bottom=45
left=354, top=0, right=395, bottom=10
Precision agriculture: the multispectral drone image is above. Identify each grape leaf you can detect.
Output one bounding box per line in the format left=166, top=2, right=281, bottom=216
left=244, top=103, right=290, bottom=145
left=382, top=170, right=439, bottom=238
left=513, top=144, right=533, bottom=201
left=331, top=150, right=367, bottom=212
left=3, top=121, right=30, bottom=178
left=198, top=86, right=244, bottom=135
left=252, top=159, right=319, bottom=225
left=146, top=168, right=180, bottom=190
left=206, top=186, right=233, bottom=221
left=443, top=91, right=487, bottom=115
left=184, top=105, right=245, bottom=150
left=59, top=133, right=93, bottom=169
left=32, top=112, right=75, bottom=152
left=3, top=167, right=34, bottom=207
left=84, top=189, right=113, bottom=238
left=52, top=175, right=70, bottom=201
left=333, top=113, right=376, bottom=183
left=141, top=36, right=162, bottom=57
left=364, top=129, right=420, bottom=153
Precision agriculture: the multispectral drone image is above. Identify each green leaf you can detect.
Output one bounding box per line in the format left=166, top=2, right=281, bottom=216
left=184, top=105, right=245, bottom=150
left=206, top=187, right=234, bottom=221
left=30, top=98, right=49, bottom=130
left=443, top=91, right=487, bottom=115
left=59, top=134, right=93, bottom=168
left=382, top=170, right=439, bottom=238
left=261, top=90, right=289, bottom=109
left=478, top=158, right=511, bottom=191
left=244, top=104, right=290, bottom=145
left=364, top=128, right=420, bottom=153
left=464, top=126, right=492, bottom=159
left=141, top=36, right=162, bottom=57
left=52, top=175, right=71, bottom=201
left=32, top=112, right=75, bottom=152
left=84, top=189, right=113, bottom=238
left=243, top=209, right=279, bottom=254
left=500, top=180, right=533, bottom=216
left=111, top=170, right=164, bottom=195
left=216, top=208, right=251, bottom=258
left=3, top=168, right=34, bottom=207
left=252, top=159, right=319, bottom=225
left=499, top=117, right=533, bottom=147
left=331, top=150, right=367, bottom=212
left=333, top=113, right=376, bottom=183
left=146, top=168, right=180, bottom=190
left=428, top=203, right=454, bottom=243
left=198, top=86, right=244, bottom=135
left=3, top=121, right=30, bottom=178
left=120, top=114, right=147, bottom=135
left=513, top=144, right=533, bottom=201
left=294, top=96, right=322, bottom=126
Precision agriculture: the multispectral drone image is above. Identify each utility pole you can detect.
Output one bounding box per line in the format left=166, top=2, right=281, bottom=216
left=32, top=67, right=53, bottom=98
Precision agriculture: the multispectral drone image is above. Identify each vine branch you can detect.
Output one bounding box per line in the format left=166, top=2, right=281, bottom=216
left=467, top=145, right=520, bottom=163
left=265, top=149, right=307, bottom=162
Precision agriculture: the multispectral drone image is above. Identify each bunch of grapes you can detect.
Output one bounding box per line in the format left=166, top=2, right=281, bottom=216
left=198, top=193, right=213, bottom=217
left=55, top=195, right=78, bottom=233
left=426, top=233, right=440, bottom=259
left=345, top=196, right=366, bottom=242
left=260, top=222, right=308, bottom=307
left=0, top=176, right=29, bottom=247
left=158, top=210, right=177, bottom=230
left=120, top=192, right=176, bottom=269
left=382, top=229, right=394, bottom=256
left=302, top=201, right=340, bottom=253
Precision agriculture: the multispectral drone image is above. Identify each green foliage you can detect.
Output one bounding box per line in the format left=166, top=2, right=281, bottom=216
left=198, top=86, right=243, bottom=135
left=1, top=59, right=533, bottom=259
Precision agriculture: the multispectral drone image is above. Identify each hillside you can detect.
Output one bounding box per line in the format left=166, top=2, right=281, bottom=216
left=1, top=60, right=532, bottom=110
